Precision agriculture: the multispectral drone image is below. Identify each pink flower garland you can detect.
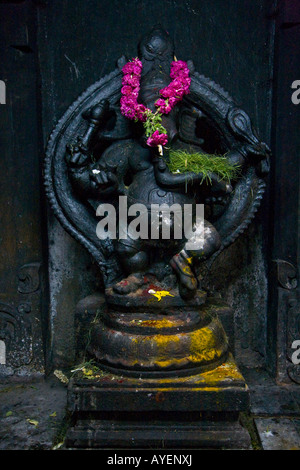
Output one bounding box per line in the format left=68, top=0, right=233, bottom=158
left=120, top=58, right=191, bottom=149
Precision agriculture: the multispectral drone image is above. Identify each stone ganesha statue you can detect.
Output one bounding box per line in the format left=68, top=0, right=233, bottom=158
left=57, top=28, right=270, bottom=300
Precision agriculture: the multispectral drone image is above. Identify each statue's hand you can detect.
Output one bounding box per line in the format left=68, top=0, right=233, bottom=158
left=89, top=168, right=118, bottom=192
left=66, top=137, right=90, bottom=168
left=209, top=173, right=233, bottom=195
left=204, top=176, right=232, bottom=205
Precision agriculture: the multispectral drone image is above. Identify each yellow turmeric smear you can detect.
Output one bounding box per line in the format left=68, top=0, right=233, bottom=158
left=130, top=318, right=177, bottom=328
left=148, top=290, right=174, bottom=301
left=188, top=324, right=226, bottom=364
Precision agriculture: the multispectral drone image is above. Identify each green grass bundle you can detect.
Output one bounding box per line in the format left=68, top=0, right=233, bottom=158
left=167, top=149, right=240, bottom=184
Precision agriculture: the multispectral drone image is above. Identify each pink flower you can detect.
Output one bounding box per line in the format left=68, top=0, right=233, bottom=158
left=136, top=104, right=148, bottom=122
left=167, top=96, right=178, bottom=108
left=159, top=86, right=175, bottom=99
left=120, top=106, right=136, bottom=120
left=158, top=63, right=190, bottom=108
left=121, top=85, right=134, bottom=96
left=122, top=63, right=134, bottom=75
left=122, top=58, right=142, bottom=76
left=146, top=130, right=168, bottom=147
left=120, top=95, right=138, bottom=119
left=168, top=77, right=190, bottom=98
left=132, top=58, right=142, bottom=70
left=130, top=87, right=140, bottom=98
left=176, top=69, right=190, bottom=79
left=171, top=77, right=184, bottom=90
left=120, top=95, right=137, bottom=107
left=132, top=64, right=142, bottom=75
left=120, top=57, right=191, bottom=148
left=122, top=74, right=140, bottom=88
left=155, top=98, right=166, bottom=107
left=170, top=60, right=189, bottom=79
left=155, top=99, right=172, bottom=114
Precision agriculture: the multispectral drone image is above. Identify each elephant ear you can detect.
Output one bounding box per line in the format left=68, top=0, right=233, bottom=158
left=179, top=66, right=269, bottom=259
left=44, top=58, right=131, bottom=286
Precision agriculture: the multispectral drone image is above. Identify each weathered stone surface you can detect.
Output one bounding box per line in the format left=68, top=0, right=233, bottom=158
left=74, top=292, right=106, bottom=361
left=255, top=418, right=300, bottom=450
left=65, top=418, right=251, bottom=449
left=249, top=386, right=300, bottom=416
left=0, top=376, right=67, bottom=450
left=241, top=367, right=300, bottom=416
left=89, top=304, right=229, bottom=376
left=65, top=353, right=251, bottom=449
left=68, top=353, right=249, bottom=413
left=75, top=293, right=235, bottom=369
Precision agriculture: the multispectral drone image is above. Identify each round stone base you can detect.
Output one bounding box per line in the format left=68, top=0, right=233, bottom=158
left=88, top=289, right=229, bottom=377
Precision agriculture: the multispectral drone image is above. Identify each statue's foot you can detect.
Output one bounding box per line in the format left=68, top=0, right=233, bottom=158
left=170, top=252, right=198, bottom=299
left=113, top=273, right=144, bottom=295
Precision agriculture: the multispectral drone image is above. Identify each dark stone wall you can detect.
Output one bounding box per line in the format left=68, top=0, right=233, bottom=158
left=0, top=0, right=278, bottom=372
left=0, top=1, right=46, bottom=376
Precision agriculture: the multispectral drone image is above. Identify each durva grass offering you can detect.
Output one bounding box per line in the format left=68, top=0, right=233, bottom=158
left=167, top=149, right=240, bottom=184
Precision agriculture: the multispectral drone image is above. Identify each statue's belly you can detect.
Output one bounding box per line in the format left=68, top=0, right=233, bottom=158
left=127, top=170, right=194, bottom=208
left=125, top=171, right=195, bottom=243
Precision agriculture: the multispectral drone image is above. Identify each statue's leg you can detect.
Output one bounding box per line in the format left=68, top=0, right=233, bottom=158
left=113, top=237, right=149, bottom=294
left=170, top=220, right=221, bottom=298
left=185, top=219, right=221, bottom=260
left=169, top=251, right=198, bottom=299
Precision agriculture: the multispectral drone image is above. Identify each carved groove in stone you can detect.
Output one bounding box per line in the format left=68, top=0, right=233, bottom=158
left=273, top=259, right=297, bottom=290
left=0, top=302, right=17, bottom=345
left=17, top=262, right=41, bottom=294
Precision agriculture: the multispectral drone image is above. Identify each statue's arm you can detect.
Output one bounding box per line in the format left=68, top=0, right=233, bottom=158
left=67, top=141, right=132, bottom=200
left=153, top=158, right=232, bottom=194
left=66, top=100, right=123, bottom=199
left=67, top=153, right=119, bottom=200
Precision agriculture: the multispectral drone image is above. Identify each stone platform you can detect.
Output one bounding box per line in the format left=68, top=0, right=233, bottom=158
left=65, top=353, right=251, bottom=449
